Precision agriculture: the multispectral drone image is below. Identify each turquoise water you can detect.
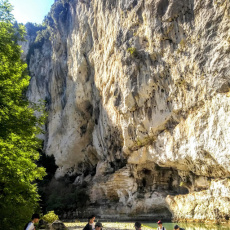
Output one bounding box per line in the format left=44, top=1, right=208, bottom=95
left=145, top=223, right=230, bottom=230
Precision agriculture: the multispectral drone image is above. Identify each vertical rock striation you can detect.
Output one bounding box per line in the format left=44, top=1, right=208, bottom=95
left=23, top=0, right=230, bottom=222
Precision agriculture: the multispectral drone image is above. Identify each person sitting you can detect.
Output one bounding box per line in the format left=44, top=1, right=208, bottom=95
left=83, top=214, right=96, bottom=230
left=157, top=220, right=166, bottom=230
left=24, top=214, right=40, bottom=230
left=174, top=225, right=185, bottom=230
left=134, top=222, right=142, bottom=230
left=95, top=222, right=103, bottom=230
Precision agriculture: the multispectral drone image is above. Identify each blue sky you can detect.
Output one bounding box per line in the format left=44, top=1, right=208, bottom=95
left=9, top=0, right=54, bottom=24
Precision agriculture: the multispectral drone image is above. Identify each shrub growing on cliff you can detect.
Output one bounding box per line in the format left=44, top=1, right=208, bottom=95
left=25, top=22, right=46, bottom=37
left=0, top=1, right=46, bottom=229
left=42, top=211, right=59, bottom=223
left=127, top=47, right=138, bottom=57
left=47, top=0, right=70, bottom=26
left=26, top=24, right=50, bottom=64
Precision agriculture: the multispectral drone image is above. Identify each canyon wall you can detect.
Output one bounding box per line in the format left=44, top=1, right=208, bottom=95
left=24, top=0, right=230, bottom=222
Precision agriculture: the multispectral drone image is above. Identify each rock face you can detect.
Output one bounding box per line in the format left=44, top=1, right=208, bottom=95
left=24, top=0, right=230, bottom=223
left=167, top=179, right=230, bottom=223
left=51, top=220, right=66, bottom=230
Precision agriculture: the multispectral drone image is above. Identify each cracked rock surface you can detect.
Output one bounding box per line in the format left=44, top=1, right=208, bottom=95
left=23, top=0, right=230, bottom=222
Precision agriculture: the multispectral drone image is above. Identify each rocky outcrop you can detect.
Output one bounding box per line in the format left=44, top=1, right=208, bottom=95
left=24, top=0, right=230, bottom=222
left=51, top=220, right=67, bottom=230
left=167, top=179, right=230, bottom=223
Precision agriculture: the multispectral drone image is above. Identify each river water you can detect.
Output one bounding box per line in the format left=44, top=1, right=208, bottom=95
left=145, top=223, right=230, bottom=230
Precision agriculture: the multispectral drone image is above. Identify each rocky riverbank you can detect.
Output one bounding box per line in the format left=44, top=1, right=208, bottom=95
left=64, top=222, right=230, bottom=230
left=65, top=222, right=152, bottom=230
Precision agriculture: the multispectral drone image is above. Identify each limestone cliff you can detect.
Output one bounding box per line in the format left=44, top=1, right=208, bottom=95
left=23, top=0, right=230, bottom=222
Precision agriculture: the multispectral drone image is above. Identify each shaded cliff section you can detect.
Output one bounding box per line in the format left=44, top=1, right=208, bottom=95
left=23, top=0, right=230, bottom=223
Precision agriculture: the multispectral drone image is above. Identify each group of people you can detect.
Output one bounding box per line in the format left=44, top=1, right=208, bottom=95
left=83, top=215, right=185, bottom=230
left=154, top=220, right=184, bottom=230
left=133, top=220, right=184, bottom=230
left=24, top=213, right=185, bottom=230
left=83, top=215, right=103, bottom=230
left=155, top=220, right=184, bottom=230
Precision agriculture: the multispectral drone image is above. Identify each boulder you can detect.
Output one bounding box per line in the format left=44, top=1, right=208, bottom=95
left=51, top=220, right=66, bottom=230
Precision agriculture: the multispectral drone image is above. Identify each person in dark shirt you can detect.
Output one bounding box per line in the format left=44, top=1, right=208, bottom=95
left=174, top=225, right=185, bottom=230
left=95, top=222, right=103, bottom=230
left=83, top=215, right=96, bottom=230
left=134, top=222, right=142, bottom=230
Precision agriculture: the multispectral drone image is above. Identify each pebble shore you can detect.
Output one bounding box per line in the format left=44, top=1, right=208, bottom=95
left=65, top=222, right=154, bottom=230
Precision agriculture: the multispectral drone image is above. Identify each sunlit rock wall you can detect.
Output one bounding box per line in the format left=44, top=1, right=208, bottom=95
left=24, top=0, right=230, bottom=222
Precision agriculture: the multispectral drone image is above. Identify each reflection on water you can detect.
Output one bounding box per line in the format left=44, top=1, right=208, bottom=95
left=145, top=223, right=230, bottom=230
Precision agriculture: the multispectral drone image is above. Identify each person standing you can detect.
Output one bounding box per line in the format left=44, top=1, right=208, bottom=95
left=24, top=214, right=40, bottom=230
left=83, top=215, right=96, bottom=230
left=157, top=220, right=166, bottom=230
left=174, top=225, right=185, bottom=230
left=95, top=222, right=103, bottom=230
left=134, top=222, right=142, bottom=230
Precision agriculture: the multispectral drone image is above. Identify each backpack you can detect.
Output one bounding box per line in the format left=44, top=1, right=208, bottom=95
left=24, top=222, right=30, bottom=230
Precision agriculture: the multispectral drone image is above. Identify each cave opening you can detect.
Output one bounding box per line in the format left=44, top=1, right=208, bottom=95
left=143, top=168, right=152, bottom=175
left=142, top=178, right=147, bottom=187
left=178, top=186, right=189, bottom=195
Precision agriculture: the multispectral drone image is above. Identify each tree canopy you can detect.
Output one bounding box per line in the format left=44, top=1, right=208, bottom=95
left=0, top=1, right=46, bottom=229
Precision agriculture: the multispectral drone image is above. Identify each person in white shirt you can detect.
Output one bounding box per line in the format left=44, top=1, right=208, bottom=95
left=157, top=220, right=166, bottom=230
left=25, top=214, right=40, bottom=230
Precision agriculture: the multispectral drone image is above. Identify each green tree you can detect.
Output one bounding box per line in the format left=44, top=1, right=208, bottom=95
left=0, top=0, right=13, bottom=22
left=0, top=1, right=46, bottom=229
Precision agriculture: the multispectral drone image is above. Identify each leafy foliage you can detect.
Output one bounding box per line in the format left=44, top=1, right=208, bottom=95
left=25, top=23, right=50, bottom=64
left=25, top=22, right=46, bottom=37
left=0, top=0, right=13, bottom=22
left=42, top=211, right=59, bottom=223
left=37, top=153, right=89, bottom=215
left=43, top=179, right=89, bottom=215
left=44, top=0, right=70, bottom=28
left=0, top=1, right=46, bottom=229
left=127, top=47, right=138, bottom=57
left=37, top=152, right=58, bottom=213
